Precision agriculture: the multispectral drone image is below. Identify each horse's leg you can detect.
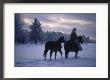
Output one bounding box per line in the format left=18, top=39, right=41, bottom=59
left=55, top=51, right=57, bottom=60
left=50, top=50, right=53, bottom=60
left=43, top=49, right=48, bottom=60
left=59, top=49, right=63, bottom=58
left=75, top=51, right=78, bottom=58
left=65, top=51, right=69, bottom=59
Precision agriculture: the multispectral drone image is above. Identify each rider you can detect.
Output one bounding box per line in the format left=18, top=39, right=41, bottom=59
left=70, top=28, right=82, bottom=51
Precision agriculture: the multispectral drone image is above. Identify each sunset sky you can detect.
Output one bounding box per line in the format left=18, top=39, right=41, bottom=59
left=19, top=13, right=96, bottom=40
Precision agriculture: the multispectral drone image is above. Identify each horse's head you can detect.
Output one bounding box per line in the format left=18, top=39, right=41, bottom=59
left=57, top=36, right=65, bottom=43
left=78, top=35, right=83, bottom=44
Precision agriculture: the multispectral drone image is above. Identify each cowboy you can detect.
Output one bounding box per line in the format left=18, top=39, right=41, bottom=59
left=70, top=28, right=82, bottom=51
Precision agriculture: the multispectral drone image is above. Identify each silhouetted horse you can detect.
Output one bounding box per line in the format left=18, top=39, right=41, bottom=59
left=43, top=36, right=65, bottom=60
left=64, top=36, right=83, bottom=59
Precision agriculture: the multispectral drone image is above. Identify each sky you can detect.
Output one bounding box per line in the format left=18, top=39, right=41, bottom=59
left=18, top=13, right=96, bottom=40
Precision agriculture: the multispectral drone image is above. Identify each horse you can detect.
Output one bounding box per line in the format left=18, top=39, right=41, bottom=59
left=64, top=35, right=83, bottom=59
left=43, top=36, right=65, bottom=60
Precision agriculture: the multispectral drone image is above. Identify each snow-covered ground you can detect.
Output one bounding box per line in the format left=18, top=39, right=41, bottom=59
left=15, top=43, right=96, bottom=67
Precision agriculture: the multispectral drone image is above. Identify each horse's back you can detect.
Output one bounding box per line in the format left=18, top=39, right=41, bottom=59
left=45, top=41, right=62, bottom=50
left=45, top=41, right=54, bottom=48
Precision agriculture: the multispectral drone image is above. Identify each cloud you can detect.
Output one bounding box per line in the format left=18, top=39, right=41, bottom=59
left=58, top=18, right=93, bottom=26
left=21, top=13, right=95, bottom=28
left=18, top=13, right=96, bottom=39
left=40, top=15, right=94, bottom=31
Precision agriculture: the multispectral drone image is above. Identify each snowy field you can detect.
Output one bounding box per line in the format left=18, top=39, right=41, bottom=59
left=15, top=43, right=96, bottom=67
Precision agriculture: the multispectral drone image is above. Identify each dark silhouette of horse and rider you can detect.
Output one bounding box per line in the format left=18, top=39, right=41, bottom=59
left=43, top=28, right=83, bottom=60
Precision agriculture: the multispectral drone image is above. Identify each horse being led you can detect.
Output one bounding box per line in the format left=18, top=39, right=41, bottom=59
left=64, top=35, right=83, bottom=59
left=43, top=36, right=65, bottom=60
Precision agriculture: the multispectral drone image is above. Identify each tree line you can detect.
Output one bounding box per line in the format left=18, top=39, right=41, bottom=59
left=15, top=14, right=95, bottom=44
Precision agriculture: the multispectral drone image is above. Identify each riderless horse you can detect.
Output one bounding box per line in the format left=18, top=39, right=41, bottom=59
left=43, top=36, right=65, bottom=60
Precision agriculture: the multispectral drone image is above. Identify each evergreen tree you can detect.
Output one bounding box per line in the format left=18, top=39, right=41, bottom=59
left=30, top=18, right=42, bottom=44
left=15, top=13, right=25, bottom=44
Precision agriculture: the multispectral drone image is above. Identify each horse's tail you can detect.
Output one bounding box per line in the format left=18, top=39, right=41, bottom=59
left=43, top=46, right=46, bottom=57
left=43, top=43, right=47, bottom=57
left=43, top=51, right=45, bottom=57
left=43, top=49, right=46, bottom=60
